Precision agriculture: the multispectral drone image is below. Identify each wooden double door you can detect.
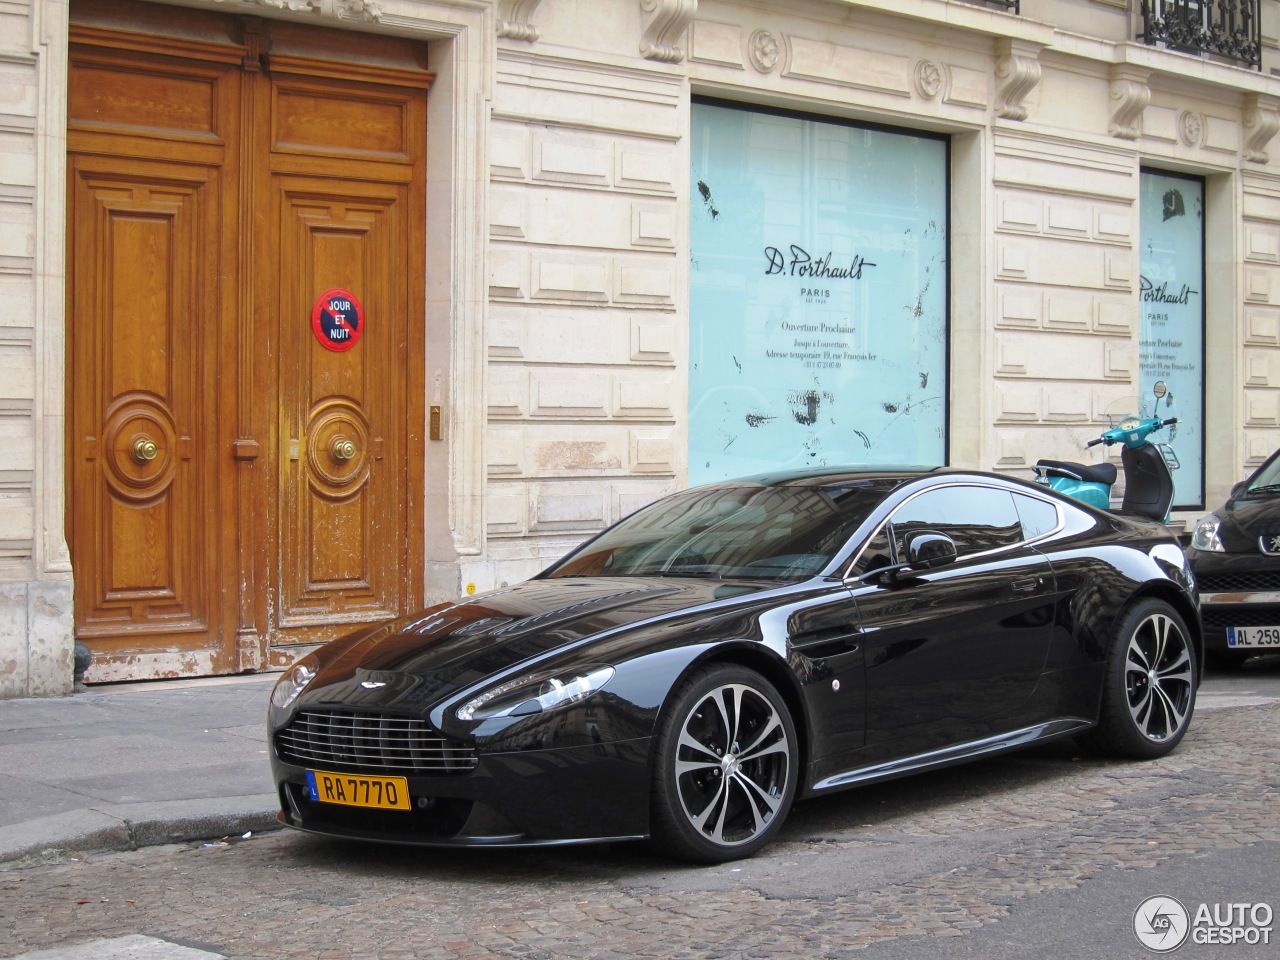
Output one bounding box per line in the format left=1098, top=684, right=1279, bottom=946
left=66, top=0, right=428, bottom=681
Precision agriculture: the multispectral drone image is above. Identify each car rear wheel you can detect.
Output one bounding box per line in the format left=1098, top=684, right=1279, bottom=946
left=1080, top=599, right=1197, bottom=759
left=648, top=665, right=797, bottom=863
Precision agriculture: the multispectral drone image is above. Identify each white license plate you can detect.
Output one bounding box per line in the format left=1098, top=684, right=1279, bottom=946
left=1227, top=626, right=1280, bottom=648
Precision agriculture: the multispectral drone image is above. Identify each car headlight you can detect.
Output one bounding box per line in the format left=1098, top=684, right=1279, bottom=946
left=1191, top=514, right=1225, bottom=553
left=456, top=665, right=615, bottom=721
left=270, top=655, right=319, bottom=710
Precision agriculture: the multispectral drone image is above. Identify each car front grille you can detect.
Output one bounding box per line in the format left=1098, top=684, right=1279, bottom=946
left=1196, top=571, right=1280, bottom=593
left=276, top=710, right=477, bottom=776
left=1202, top=608, right=1280, bottom=628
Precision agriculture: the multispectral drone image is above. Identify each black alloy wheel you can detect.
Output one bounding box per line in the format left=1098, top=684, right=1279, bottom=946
left=1081, top=599, right=1197, bottom=759
left=648, top=665, right=798, bottom=863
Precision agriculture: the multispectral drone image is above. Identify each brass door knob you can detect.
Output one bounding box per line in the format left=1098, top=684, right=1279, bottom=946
left=132, top=437, right=159, bottom=463
left=331, top=438, right=357, bottom=462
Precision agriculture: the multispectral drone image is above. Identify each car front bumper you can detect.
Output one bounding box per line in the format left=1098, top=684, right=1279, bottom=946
left=271, top=737, right=652, bottom=848
left=1188, top=549, right=1280, bottom=654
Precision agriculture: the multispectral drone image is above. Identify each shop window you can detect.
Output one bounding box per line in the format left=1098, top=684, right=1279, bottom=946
left=1139, top=168, right=1205, bottom=508
left=689, top=100, right=949, bottom=486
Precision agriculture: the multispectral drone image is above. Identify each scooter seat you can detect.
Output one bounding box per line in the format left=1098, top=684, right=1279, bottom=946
left=1035, top=459, right=1118, bottom=486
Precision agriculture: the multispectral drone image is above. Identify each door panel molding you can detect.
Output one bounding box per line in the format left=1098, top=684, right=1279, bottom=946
left=67, top=155, right=237, bottom=677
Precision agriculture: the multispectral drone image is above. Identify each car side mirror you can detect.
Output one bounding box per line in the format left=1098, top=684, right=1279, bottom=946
left=1231, top=481, right=1247, bottom=499
left=903, top=530, right=958, bottom=569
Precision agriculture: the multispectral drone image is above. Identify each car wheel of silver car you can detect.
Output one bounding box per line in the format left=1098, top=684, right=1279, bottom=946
left=648, top=665, right=798, bottom=863
left=1081, top=599, right=1197, bottom=760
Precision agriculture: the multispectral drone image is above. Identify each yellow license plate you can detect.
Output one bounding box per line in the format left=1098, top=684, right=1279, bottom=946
left=305, top=770, right=410, bottom=811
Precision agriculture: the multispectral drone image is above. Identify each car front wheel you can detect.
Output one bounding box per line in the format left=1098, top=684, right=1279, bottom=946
left=648, top=665, right=798, bottom=863
left=1081, top=599, right=1197, bottom=759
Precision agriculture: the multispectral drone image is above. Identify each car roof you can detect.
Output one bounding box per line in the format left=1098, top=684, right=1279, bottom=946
left=707, top=465, right=963, bottom=488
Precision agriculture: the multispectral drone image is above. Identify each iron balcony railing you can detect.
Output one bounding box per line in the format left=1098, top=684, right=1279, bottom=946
left=1142, top=0, right=1261, bottom=69
left=962, top=0, right=1020, bottom=12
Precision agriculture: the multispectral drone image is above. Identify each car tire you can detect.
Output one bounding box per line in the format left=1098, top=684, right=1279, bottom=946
left=1204, top=648, right=1250, bottom=672
left=648, top=664, right=798, bottom=863
left=1080, top=599, right=1197, bottom=760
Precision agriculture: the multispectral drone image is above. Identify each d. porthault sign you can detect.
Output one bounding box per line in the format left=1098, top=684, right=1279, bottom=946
left=764, top=245, right=877, bottom=281
left=689, top=102, right=948, bottom=485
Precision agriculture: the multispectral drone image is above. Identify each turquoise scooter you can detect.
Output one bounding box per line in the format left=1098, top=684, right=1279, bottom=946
left=1033, top=394, right=1180, bottom=523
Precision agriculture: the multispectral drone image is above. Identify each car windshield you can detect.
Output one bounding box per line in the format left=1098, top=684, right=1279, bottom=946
left=543, top=479, right=902, bottom=581
left=1245, top=455, right=1280, bottom=495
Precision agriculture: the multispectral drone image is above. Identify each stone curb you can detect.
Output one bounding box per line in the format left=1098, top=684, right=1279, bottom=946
left=0, top=795, right=281, bottom=865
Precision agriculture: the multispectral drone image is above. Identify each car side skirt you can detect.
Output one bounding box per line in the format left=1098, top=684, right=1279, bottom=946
left=809, top=718, right=1094, bottom=793
left=277, top=812, right=645, bottom=849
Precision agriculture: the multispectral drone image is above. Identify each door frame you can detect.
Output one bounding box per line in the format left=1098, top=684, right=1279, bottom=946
left=65, top=1, right=431, bottom=680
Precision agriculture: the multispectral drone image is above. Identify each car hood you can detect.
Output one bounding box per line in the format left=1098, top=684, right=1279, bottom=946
left=1217, top=493, right=1280, bottom=550
left=294, top=577, right=779, bottom=712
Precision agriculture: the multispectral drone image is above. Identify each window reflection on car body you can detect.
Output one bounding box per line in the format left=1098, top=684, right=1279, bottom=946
left=630, top=569, right=724, bottom=580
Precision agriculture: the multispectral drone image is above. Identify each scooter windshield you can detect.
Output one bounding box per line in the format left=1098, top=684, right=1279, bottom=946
left=1102, top=393, right=1177, bottom=441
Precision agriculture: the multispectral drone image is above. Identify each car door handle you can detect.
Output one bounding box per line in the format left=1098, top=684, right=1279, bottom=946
left=1011, top=577, right=1041, bottom=593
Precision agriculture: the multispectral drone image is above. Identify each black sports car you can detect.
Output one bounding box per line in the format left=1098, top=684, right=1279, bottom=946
left=1188, top=448, right=1280, bottom=668
left=268, top=466, right=1200, bottom=863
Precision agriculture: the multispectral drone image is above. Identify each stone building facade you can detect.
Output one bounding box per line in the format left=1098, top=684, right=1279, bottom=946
left=3, top=0, right=1279, bottom=696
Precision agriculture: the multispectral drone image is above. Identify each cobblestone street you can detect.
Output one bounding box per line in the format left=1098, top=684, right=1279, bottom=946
left=3, top=675, right=1278, bottom=960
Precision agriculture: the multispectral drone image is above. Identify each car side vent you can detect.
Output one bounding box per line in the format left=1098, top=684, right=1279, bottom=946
left=276, top=710, right=478, bottom=775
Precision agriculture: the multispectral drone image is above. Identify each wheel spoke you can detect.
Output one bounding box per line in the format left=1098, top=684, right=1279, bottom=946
left=734, top=767, right=785, bottom=815
left=736, top=712, right=782, bottom=762
left=726, top=684, right=746, bottom=747
left=1156, top=647, right=1192, bottom=685
left=1129, top=683, right=1154, bottom=731
left=739, top=738, right=789, bottom=763
left=675, top=756, right=720, bottom=778
left=1135, top=686, right=1161, bottom=736
left=709, top=688, right=734, bottom=748
left=687, top=775, right=728, bottom=833
left=1149, top=615, right=1170, bottom=670
left=1152, top=682, right=1186, bottom=735
left=706, top=782, right=732, bottom=845
left=677, top=727, right=722, bottom=765
left=1127, top=637, right=1152, bottom=672
left=730, top=771, right=783, bottom=837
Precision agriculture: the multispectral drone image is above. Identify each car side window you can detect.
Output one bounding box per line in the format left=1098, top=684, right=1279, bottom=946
left=1012, top=493, right=1059, bottom=540
left=852, top=527, right=894, bottom=576
left=887, top=486, right=1023, bottom=559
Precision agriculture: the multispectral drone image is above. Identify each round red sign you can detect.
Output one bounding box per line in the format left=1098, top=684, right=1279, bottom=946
left=311, top=288, right=364, bottom=352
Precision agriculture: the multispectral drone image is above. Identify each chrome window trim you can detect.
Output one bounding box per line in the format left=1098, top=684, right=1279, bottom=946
left=842, top=479, right=1064, bottom=583
left=1011, top=489, right=1067, bottom=547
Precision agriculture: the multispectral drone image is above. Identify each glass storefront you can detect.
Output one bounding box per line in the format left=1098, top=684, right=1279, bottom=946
left=689, top=101, right=949, bottom=486
left=1139, top=169, right=1205, bottom=508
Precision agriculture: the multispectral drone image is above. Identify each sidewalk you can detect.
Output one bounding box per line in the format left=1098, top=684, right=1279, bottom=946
left=0, top=674, right=283, bottom=865
left=4, top=668, right=1277, bottom=871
